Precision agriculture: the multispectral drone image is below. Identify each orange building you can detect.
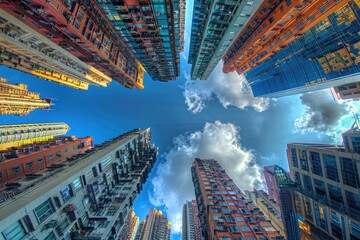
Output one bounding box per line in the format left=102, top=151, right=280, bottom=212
left=222, top=0, right=349, bottom=74
left=0, top=0, right=145, bottom=89
left=0, top=136, right=92, bottom=188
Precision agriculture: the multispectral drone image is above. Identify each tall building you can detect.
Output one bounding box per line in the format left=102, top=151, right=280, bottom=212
left=96, top=0, right=181, bottom=81
left=222, top=0, right=360, bottom=98
left=135, top=208, right=171, bottom=240
left=191, top=158, right=285, bottom=239
left=246, top=189, right=286, bottom=238
left=188, top=0, right=262, bottom=80
left=263, top=165, right=290, bottom=207
left=0, top=135, right=92, bottom=188
left=0, top=77, right=51, bottom=116
left=0, top=128, right=158, bottom=240
left=0, top=0, right=145, bottom=89
left=179, top=0, right=186, bottom=52
left=286, top=121, right=360, bottom=239
left=182, top=200, right=202, bottom=240
left=0, top=122, right=70, bottom=151
left=331, top=82, right=360, bottom=101
left=119, top=209, right=139, bottom=240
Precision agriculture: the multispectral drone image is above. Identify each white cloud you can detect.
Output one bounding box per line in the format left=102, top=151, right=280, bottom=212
left=183, top=61, right=270, bottom=113
left=149, top=121, right=264, bottom=233
left=294, top=90, right=360, bottom=142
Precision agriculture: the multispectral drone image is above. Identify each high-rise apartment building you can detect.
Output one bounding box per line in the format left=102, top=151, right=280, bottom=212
left=223, top=0, right=360, bottom=98
left=331, top=82, right=360, bottom=101
left=0, top=128, right=157, bottom=240
left=0, top=77, right=51, bottom=116
left=0, top=135, right=92, bottom=187
left=135, top=208, right=171, bottom=240
left=182, top=200, right=202, bottom=240
left=191, top=158, right=285, bottom=239
left=0, top=0, right=145, bottom=89
left=96, top=0, right=181, bottom=81
left=119, top=209, right=139, bottom=240
left=0, top=122, right=70, bottom=151
left=188, top=0, right=262, bottom=80
left=263, top=165, right=290, bottom=207
left=179, top=0, right=186, bottom=52
left=286, top=122, right=360, bottom=239
left=246, top=189, right=286, bottom=238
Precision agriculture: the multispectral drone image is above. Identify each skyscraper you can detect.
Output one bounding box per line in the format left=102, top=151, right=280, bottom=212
left=286, top=121, right=360, bottom=239
left=222, top=0, right=360, bottom=97
left=179, top=0, right=186, bottom=52
left=96, top=0, right=182, bottom=81
left=263, top=165, right=290, bottom=207
left=119, top=209, right=140, bottom=240
left=182, top=200, right=202, bottom=240
left=191, top=158, right=285, bottom=239
left=0, top=122, right=70, bottom=151
left=0, top=0, right=145, bottom=89
left=0, top=128, right=158, bottom=240
left=188, top=0, right=262, bottom=80
left=135, top=208, right=171, bottom=240
left=0, top=77, right=51, bottom=116
left=0, top=135, right=92, bottom=187
left=331, top=82, right=360, bottom=101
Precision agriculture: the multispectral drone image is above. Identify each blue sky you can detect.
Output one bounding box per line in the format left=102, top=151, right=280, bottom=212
left=1, top=0, right=360, bottom=239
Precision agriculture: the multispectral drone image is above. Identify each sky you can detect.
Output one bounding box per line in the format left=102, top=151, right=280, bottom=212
left=1, top=0, right=360, bottom=239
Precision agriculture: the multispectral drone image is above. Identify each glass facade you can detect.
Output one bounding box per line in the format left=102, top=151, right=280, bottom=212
left=244, top=0, right=360, bottom=97
left=323, top=154, right=339, bottom=182
left=340, top=157, right=360, bottom=188
left=310, top=152, right=323, bottom=176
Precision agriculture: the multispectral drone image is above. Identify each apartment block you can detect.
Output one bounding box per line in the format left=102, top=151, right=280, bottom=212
left=0, top=122, right=70, bottom=151
left=96, top=0, right=181, bottom=81
left=0, top=136, right=92, bottom=188
left=286, top=122, right=360, bottom=239
left=0, top=77, right=51, bottom=116
left=0, top=0, right=145, bottom=89
left=135, top=208, right=171, bottom=240
left=331, top=82, right=360, bottom=101
left=223, top=0, right=360, bottom=97
left=0, top=128, right=158, bottom=240
left=182, top=200, right=202, bottom=240
left=188, top=0, right=261, bottom=80
left=191, top=158, right=285, bottom=240
left=246, top=189, right=286, bottom=237
left=119, top=209, right=139, bottom=240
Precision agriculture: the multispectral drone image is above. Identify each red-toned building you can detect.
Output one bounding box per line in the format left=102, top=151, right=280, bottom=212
left=0, top=136, right=92, bottom=188
left=0, top=0, right=145, bottom=89
left=191, top=158, right=284, bottom=239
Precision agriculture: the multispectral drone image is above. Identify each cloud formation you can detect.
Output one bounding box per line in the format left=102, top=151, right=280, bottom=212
left=183, top=62, right=270, bottom=113
left=149, top=121, right=264, bottom=233
left=295, top=91, right=347, bottom=132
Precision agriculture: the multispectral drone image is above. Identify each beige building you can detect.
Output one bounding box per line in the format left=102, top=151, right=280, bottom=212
left=135, top=208, right=171, bottom=240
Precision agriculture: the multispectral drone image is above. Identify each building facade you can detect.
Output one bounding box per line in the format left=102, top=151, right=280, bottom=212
left=331, top=82, right=360, bottom=101
left=182, top=200, right=202, bottom=240
left=191, top=158, right=285, bottom=240
left=0, top=135, right=92, bottom=188
left=0, top=122, right=70, bottom=151
left=246, top=189, right=286, bottom=238
left=0, top=0, right=145, bottom=89
left=0, top=77, right=51, bottom=116
left=135, top=208, right=171, bottom=240
left=119, top=209, right=139, bottom=240
left=96, top=0, right=181, bottom=81
left=188, top=0, right=261, bottom=80
left=0, top=128, right=158, bottom=240
left=223, top=0, right=360, bottom=97
left=286, top=122, right=360, bottom=239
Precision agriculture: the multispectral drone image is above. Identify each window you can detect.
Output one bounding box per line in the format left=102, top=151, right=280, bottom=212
left=286, top=0, right=292, bottom=5
left=251, top=226, right=262, bottom=232
left=340, top=157, right=359, bottom=188
left=12, top=166, right=20, bottom=173
left=222, top=207, right=231, bottom=214
left=241, top=226, right=250, bottom=232
left=0, top=171, right=2, bottom=178
left=269, top=16, right=275, bottom=24
left=220, top=237, right=231, bottom=240
left=48, top=154, right=53, bottom=160
left=300, top=150, right=309, bottom=171
left=241, top=208, right=249, bottom=214
left=328, top=184, right=343, bottom=204
left=2, top=221, right=26, bottom=240
left=291, top=148, right=298, bottom=167
left=44, top=231, right=56, bottom=240
left=346, top=191, right=360, bottom=212
left=27, top=161, right=34, bottom=168
left=303, top=175, right=312, bottom=193
left=38, top=157, right=44, bottom=162
left=77, top=11, right=83, bottom=21
left=60, top=185, right=73, bottom=203
left=263, top=226, right=276, bottom=231
left=219, top=202, right=227, bottom=206
left=236, top=217, right=244, bottom=222
left=323, top=154, right=339, bottom=182
left=229, top=225, right=241, bottom=233
left=313, top=179, right=326, bottom=198
left=225, top=216, right=235, bottom=222
left=310, top=152, right=323, bottom=176
left=73, top=178, right=82, bottom=192
left=34, top=199, right=55, bottom=223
